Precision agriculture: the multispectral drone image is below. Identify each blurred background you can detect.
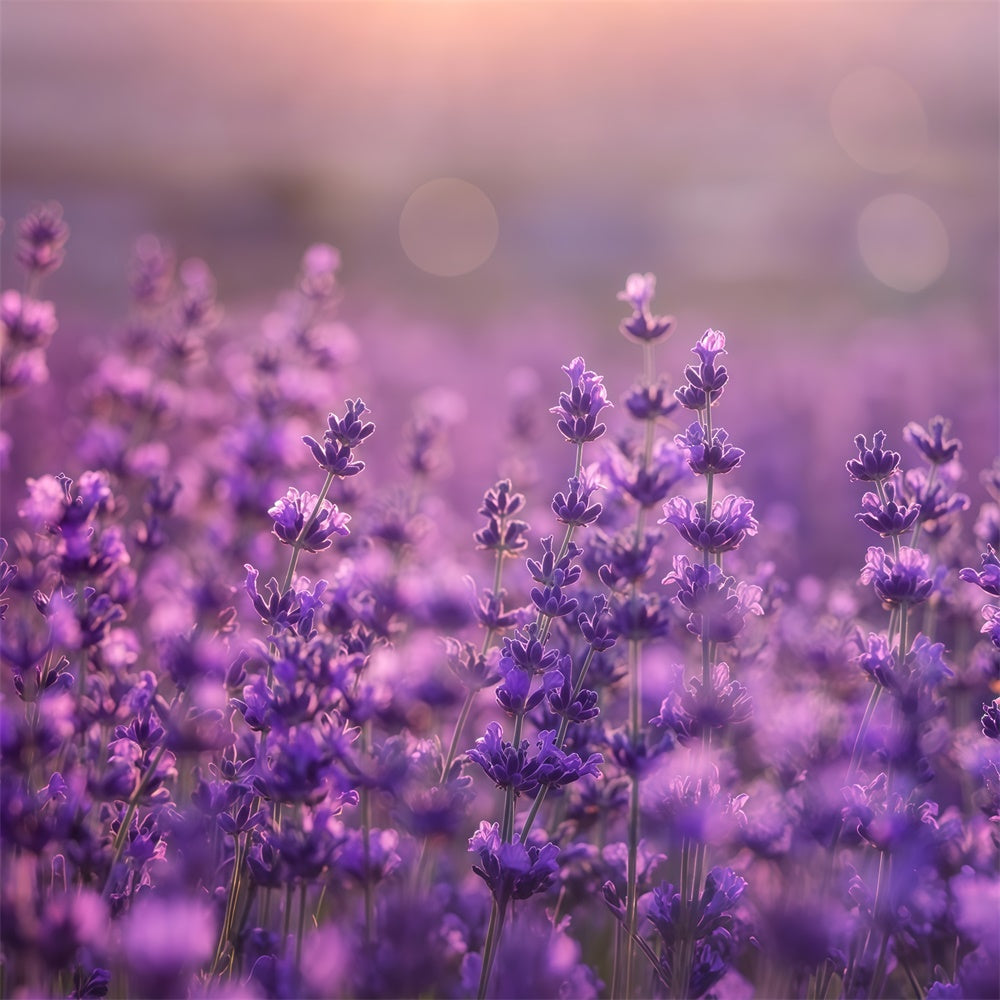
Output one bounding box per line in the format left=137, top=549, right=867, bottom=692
left=2, top=0, right=998, bottom=573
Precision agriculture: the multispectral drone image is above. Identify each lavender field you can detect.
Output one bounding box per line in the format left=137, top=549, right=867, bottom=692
left=1, top=3, right=998, bottom=999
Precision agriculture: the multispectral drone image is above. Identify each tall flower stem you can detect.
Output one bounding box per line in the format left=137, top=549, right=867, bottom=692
left=620, top=343, right=659, bottom=999
left=519, top=644, right=598, bottom=840
left=477, top=898, right=507, bottom=1000
left=441, top=529, right=509, bottom=782
left=280, top=468, right=337, bottom=594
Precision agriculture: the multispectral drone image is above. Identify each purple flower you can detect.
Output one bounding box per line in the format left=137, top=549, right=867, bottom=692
left=551, top=473, right=603, bottom=527
left=664, top=555, right=763, bottom=642
left=904, top=415, right=961, bottom=465
left=16, top=201, right=69, bottom=276
left=855, top=483, right=920, bottom=537
left=675, top=420, right=744, bottom=476
left=651, top=662, right=752, bottom=742
left=532, top=728, right=603, bottom=787
left=302, top=399, right=374, bottom=476
left=120, top=895, right=215, bottom=998
left=607, top=727, right=675, bottom=777
left=959, top=547, right=1000, bottom=597
left=446, top=638, right=501, bottom=691
left=526, top=536, right=582, bottom=588
left=577, top=594, right=618, bottom=652
left=860, top=546, right=934, bottom=607
left=982, top=698, right=1000, bottom=740
left=550, top=357, right=612, bottom=444
left=610, top=589, right=673, bottom=641
left=646, top=867, right=747, bottom=997
left=674, top=330, right=729, bottom=409
left=128, top=234, right=175, bottom=305
left=475, top=479, right=530, bottom=554
left=298, top=242, right=341, bottom=300
left=597, top=530, right=658, bottom=589
left=661, top=494, right=759, bottom=554
left=979, top=604, right=1000, bottom=649
left=623, top=378, right=679, bottom=422
left=498, top=622, right=561, bottom=676
left=468, top=821, right=560, bottom=908
left=617, top=272, right=675, bottom=343
left=268, top=487, right=350, bottom=551
left=846, top=430, right=901, bottom=483
left=613, top=439, right=689, bottom=507
left=468, top=721, right=539, bottom=793
left=857, top=632, right=896, bottom=688
left=903, top=465, right=970, bottom=529
left=494, top=657, right=560, bottom=716
left=546, top=661, right=600, bottom=723
left=1, top=291, right=58, bottom=348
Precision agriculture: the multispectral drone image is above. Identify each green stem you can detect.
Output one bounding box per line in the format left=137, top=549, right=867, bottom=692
left=477, top=897, right=506, bottom=1000
left=519, top=645, right=597, bottom=841
left=296, top=882, right=308, bottom=967
left=280, top=468, right=337, bottom=593
left=623, top=768, right=642, bottom=999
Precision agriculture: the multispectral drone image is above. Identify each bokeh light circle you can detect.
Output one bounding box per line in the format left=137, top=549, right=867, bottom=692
left=857, top=193, right=949, bottom=293
left=399, top=178, right=499, bottom=277
left=830, top=67, right=928, bottom=173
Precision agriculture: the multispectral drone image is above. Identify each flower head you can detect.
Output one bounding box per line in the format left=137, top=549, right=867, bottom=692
left=617, top=272, right=675, bottom=343
left=660, top=494, right=759, bottom=554
left=468, top=821, right=560, bottom=909
left=675, top=330, right=729, bottom=409
left=846, top=431, right=900, bottom=483
left=302, top=399, right=374, bottom=476
left=268, top=488, right=350, bottom=551
left=860, top=546, right=934, bottom=607
left=904, top=415, right=961, bottom=466
left=550, top=357, right=612, bottom=444
left=16, top=202, right=69, bottom=276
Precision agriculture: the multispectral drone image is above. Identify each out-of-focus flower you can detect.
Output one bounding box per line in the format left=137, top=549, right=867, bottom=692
left=617, top=272, right=674, bottom=343
left=120, top=894, right=215, bottom=998
left=0, top=291, right=58, bottom=349
left=904, top=415, right=961, bottom=465
left=16, top=201, right=69, bottom=276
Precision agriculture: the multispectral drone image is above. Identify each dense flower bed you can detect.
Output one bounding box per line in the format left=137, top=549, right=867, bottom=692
left=1, top=203, right=998, bottom=999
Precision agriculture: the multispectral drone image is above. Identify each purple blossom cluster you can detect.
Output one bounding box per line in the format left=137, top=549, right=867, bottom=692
left=1, top=205, right=998, bottom=1000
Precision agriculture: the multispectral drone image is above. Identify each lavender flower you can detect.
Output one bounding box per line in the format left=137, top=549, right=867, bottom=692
left=959, top=546, right=1000, bottom=597
left=268, top=487, right=350, bottom=551
left=550, top=357, right=612, bottom=444
left=674, top=329, right=729, bottom=409
left=675, top=420, right=744, bottom=476
left=860, top=545, right=934, bottom=607
left=468, top=821, right=560, bottom=908
left=846, top=430, right=901, bottom=483
left=302, top=398, right=374, bottom=476
left=16, top=201, right=69, bottom=276
left=855, top=482, right=920, bottom=537
left=617, top=272, right=675, bottom=343
left=661, top=494, right=759, bottom=554
left=904, top=415, right=961, bottom=465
